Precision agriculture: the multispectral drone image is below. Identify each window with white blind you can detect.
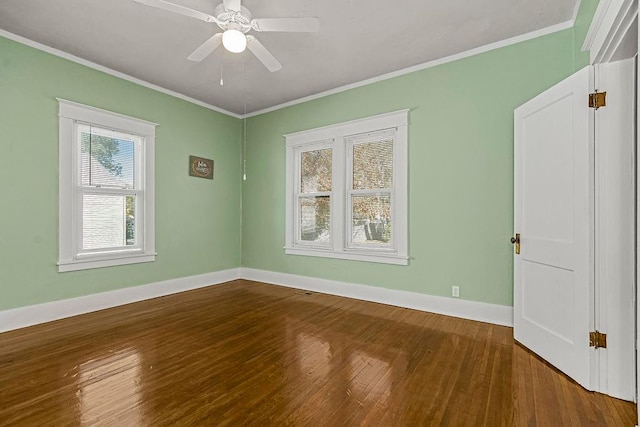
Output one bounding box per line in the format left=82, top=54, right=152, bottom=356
left=285, top=110, right=408, bottom=265
left=58, top=99, right=157, bottom=272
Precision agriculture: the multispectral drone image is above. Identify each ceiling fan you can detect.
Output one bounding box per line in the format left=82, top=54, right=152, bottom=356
left=134, top=0, right=320, bottom=72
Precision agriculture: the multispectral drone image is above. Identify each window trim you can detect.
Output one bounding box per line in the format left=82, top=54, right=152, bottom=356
left=57, top=98, right=158, bottom=272
left=284, top=109, right=409, bottom=265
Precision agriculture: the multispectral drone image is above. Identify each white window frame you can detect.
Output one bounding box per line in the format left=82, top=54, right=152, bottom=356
left=285, top=110, right=409, bottom=265
left=57, top=99, right=157, bottom=272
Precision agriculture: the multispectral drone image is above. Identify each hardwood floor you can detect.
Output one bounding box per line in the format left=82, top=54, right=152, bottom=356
left=0, top=280, right=636, bottom=426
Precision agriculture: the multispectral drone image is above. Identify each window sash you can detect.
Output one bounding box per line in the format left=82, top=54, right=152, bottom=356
left=345, top=131, right=396, bottom=252
left=294, top=142, right=334, bottom=248
left=75, top=188, right=144, bottom=256
left=346, top=191, right=394, bottom=251
left=296, top=195, right=332, bottom=247
left=75, top=122, right=143, bottom=191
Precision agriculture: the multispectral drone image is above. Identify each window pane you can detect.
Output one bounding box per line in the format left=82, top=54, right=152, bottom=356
left=82, top=194, right=136, bottom=250
left=301, top=149, right=332, bottom=193
left=352, top=140, right=393, bottom=190
left=351, top=195, right=391, bottom=246
left=299, top=196, right=330, bottom=243
left=81, top=127, right=135, bottom=189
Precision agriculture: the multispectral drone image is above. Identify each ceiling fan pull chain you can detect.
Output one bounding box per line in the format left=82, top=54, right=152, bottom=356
left=220, top=50, right=224, bottom=86
left=242, top=52, right=248, bottom=181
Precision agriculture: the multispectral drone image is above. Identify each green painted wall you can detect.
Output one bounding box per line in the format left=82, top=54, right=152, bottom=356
left=574, top=0, right=599, bottom=68
left=0, top=1, right=598, bottom=312
left=0, top=36, right=242, bottom=310
left=241, top=3, right=597, bottom=307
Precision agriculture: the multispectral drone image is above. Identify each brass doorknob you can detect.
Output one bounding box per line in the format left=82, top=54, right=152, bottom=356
left=511, top=233, right=520, bottom=254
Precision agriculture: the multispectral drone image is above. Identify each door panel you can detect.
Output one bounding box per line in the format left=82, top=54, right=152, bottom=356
left=521, top=95, right=574, bottom=241
left=522, top=262, right=575, bottom=342
left=514, top=66, right=593, bottom=390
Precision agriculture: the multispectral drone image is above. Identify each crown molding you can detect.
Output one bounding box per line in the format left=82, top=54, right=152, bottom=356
left=1, top=17, right=577, bottom=120
left=244, top=19, right=574, bottom=118
left=0, top=29, right=242, bottom=119
left=571, top=0, right=584, bottom=25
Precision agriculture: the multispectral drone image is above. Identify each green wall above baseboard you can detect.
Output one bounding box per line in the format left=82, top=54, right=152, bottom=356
left=0, top=0, right=598, bottom=312
left=0, top=36, right=242, bottom=310
left=241, top=23, right=590, bottom=307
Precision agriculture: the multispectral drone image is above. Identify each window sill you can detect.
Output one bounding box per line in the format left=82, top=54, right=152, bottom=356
left=58, top=253, right=156, bottom=272
left=284, top=247, right=408, bottom=265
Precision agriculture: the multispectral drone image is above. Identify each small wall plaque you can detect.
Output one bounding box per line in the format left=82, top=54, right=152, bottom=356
left=189, top=156, right=214, bottom=180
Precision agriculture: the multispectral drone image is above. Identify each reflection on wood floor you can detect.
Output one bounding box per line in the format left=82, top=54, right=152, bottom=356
left=0, top=280, right=636, bottom=426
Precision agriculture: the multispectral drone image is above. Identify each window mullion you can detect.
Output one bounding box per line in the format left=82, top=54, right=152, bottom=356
left=333, top=138, right=345, bottom=253
left=344, top=136, right=355, bottom=253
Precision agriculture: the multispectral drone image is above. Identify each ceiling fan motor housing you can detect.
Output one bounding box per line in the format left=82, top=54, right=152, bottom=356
left=214, top=4, right=252, bottom=33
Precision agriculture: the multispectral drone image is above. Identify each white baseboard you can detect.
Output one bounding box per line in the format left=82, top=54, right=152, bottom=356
left=0, top=268, right=241, bottom=333
left=241, top=268, right=513, bottom=327
left=0, top=267, right=513, bottom=333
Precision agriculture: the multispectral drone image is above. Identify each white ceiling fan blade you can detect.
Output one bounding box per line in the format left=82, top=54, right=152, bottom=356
left=134, top=0, right=216, bottom=23
left=246, top=36, right=282, bottom=72
left=252, top=17, right=320, bottom=32
left=223, top=0, right=241, bottom=12
left=187, top=33, right=223, bottom=62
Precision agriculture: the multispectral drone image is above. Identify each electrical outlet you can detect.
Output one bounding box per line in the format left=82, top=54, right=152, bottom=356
left=452, top=286, right=460, bottom=298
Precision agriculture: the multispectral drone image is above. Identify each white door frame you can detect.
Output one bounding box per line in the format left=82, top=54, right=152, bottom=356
left=593, top=59, right=636, bottom=401
left=582, top=0, right=638, bottom=406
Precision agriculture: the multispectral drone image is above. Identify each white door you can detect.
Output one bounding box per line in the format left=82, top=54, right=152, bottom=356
left=514, top=66, right=594, bottom=390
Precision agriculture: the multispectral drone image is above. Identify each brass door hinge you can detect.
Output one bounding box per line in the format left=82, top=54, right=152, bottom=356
left=589, top=91, right=606, bottom=109
left=589, top=331, right=607, bottom=349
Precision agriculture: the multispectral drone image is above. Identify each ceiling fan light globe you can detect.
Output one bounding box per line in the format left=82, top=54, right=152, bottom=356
left=222, top=29, right=247, bottom=53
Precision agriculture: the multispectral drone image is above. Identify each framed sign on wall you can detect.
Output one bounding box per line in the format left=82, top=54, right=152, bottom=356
left=189, top=156, right=214, bottom=180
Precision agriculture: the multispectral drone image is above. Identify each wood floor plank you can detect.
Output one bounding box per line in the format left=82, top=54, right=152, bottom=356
left=0, top=280, right=636, bottom=426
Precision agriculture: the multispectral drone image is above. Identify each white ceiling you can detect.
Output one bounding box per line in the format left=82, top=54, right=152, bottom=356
left=0, top=0, right=578, bottom=116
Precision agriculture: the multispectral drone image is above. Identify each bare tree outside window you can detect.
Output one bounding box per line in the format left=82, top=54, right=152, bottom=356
left=301, top=149, right=332, bottom=193
left=351, top=139, right=393, bottom=245
left=300, top=148, right=332, bottom=243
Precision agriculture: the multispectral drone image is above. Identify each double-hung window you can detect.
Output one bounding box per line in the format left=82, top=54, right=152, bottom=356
left=58, top=99, right=157, bottom=272
left=285, top=110, right=408, bottom=265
